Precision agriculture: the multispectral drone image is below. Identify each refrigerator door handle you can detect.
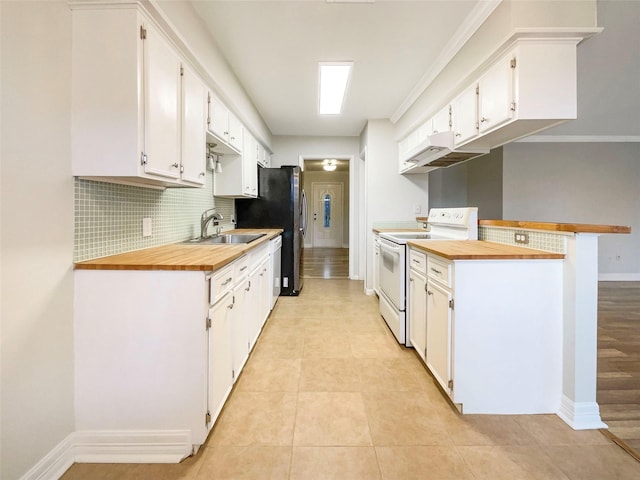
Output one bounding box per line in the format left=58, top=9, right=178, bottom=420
left=301, top=189, right=308, bottom=238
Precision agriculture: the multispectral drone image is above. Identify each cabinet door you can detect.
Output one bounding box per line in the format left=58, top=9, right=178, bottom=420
left=478, top=52, right=514, bottom=133
left=242, top=133, right=257, bottom=197
left=431, top=105, right=451, bottom=135
left=258, top=257, right=271, bottom=329
left=228, top=113, right=243, bottom=152
left=232, top=278, right=250, bottom=378
left=451, top=84, right=478, bottom=146
left=207, top=292, right=234, bottom=427
left=181, top=63, right=207, bottom=186
left=142, top=21, right=181, bottom=179
left=208, top=93, right=229, bottom=140
left=409, top=269, right=427, bottom=362
left=247, top=269, right=262, bottom=350
left=426, top=280, right=453, bottom=394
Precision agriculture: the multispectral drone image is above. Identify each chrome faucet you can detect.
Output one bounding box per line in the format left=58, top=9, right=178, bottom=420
left=200, top=209, right=224, bottom=239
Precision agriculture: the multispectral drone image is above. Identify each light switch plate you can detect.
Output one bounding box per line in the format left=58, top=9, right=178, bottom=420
left=142, top=217, right=152, bottom=237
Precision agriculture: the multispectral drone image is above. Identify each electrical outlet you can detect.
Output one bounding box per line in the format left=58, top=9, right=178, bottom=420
left=142, top=217, right=152, bottom=237
left=413, top=204, right=422, bottom=214
left=514, top=232, right=529, bottom=244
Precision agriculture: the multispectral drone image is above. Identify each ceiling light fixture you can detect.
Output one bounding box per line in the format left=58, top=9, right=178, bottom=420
left=323, top=159, right=337, bottom=171
left=318, top=62, right=352, bottom=115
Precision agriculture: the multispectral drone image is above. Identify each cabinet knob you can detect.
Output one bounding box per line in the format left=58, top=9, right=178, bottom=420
left=455, top=132, right=461, bottom=137
left=171, top=163, right=179, bottom=168
left=199, top=172, right=206, bottom=177
left=480, top=117, right=488, bottom=123
left=427, top=290, right=433, bottom=296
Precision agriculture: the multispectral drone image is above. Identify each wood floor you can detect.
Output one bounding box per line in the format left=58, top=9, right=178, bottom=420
left=598, top=281, right=640, bottom=459
left=302, top=248, right=349, bottom=279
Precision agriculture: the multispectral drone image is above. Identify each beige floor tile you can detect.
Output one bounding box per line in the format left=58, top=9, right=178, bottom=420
left=457, top=445, right=571, bottom=480
left=375, top=446, right=475, bottom=480
left=195, top=446, right=290, bottom=480
left=60, top=463, right=148, bottom=480
left=302, top=335, right=354, bottom=358
left=299, top=358, right=362, bottom=392
left=446, top=414, right=538, bottom=446
left=235, top=358, right=301, bottom=392
left=350, top=333, right=404, bottom=359
left=290, top=446, right=381, bottom=480
left=514, top=415, right=612, bottom=446
left=250, top=333, right=304, bottom=360
left=208, top=392, right=297, bottom=446
left=363, top=390, right=453, bottom=446
left=357, top=358, right=429, bottom=392
left=293, top=392, right=372, bottom=446
left=542, top=445, right=640, bottom=479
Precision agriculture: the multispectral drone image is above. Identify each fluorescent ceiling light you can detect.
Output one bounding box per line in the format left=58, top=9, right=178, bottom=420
left=319, top=62, right=352, bottom=115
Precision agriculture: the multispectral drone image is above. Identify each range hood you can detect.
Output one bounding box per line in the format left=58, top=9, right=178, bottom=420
left=404, top=132, right=489, bottom=173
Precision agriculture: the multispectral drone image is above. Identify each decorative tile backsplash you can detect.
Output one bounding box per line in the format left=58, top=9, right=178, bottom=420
left=74, top=176, right=235, bottom=261
left=479, top=226, right=567, bottom=254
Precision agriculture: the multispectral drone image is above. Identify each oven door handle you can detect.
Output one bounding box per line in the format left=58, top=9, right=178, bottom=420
left=380, top=240, right=401, bottom=255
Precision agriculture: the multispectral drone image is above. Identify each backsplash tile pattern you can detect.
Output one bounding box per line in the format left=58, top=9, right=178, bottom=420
left=479, top=226, right=567, bottom=254
left=74, top=176, right=235, bottom=261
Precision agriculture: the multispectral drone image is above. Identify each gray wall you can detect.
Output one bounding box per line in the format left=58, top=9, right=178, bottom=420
left=428, top=147, right=503, bottom=220
left=1, top=2, right=75, bottom=478
left=503, top=142, right=640, bottom=278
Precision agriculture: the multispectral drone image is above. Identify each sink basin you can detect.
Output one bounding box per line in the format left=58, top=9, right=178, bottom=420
left=181, top=233, right=266, bottom=245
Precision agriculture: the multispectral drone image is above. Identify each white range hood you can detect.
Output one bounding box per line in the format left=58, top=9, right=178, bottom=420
left=403, top=131, right=489, bottom=174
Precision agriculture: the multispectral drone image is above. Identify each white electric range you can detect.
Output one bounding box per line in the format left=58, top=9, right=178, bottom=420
left=378, top=207, right=478, bottom=346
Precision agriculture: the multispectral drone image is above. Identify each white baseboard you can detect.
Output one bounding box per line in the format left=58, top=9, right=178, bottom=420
left=365, top=288, right=375, bottom=296
left=557, top=395, right=607, bottom=430
left=599, top=273, right=640, bottom=281
left=19, top=430, right=193, bottom=479
left=19, top=433, right=75, bottom=480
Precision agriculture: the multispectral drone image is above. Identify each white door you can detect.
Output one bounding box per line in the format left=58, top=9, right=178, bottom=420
left=312, top=182, right=343, bottom=248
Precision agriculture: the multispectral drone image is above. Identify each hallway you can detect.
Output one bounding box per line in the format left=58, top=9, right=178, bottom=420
left=62, top=279, right=640, bottom=479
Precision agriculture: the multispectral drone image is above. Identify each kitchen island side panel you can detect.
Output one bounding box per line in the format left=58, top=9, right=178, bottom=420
left=451, top=259, right=563, bottom=414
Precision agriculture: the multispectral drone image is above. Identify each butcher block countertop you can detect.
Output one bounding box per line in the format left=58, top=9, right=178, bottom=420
left=407, top=240, right=565, bottom=260
left=74, top=229, right=283, bottom=271
left=478, top=219, right=630, bottom=234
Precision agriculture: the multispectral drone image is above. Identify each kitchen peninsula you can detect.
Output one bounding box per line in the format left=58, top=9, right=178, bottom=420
left=409, top=219, right=630, bottom=430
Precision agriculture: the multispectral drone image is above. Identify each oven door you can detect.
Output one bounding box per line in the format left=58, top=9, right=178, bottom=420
left=379, top=238, right=404, bottom=310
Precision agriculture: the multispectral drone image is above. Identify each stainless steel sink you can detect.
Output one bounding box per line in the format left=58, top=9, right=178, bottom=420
left=181, top=233, right=266, bottom=245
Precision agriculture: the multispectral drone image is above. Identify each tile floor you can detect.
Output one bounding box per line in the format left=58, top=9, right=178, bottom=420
left=61, top=279, right=640, bottom=479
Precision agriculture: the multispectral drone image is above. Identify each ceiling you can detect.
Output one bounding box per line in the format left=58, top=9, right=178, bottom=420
left=191, top=0, right=490, bottom=138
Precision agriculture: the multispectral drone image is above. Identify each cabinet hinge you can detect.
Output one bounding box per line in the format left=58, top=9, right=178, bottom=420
left=475, top=84, right=479, bottom=95
left=180, top=65, right=184, bottom=76
left=205, top=411, right=211, bottom=424
left=140, top=26, right=147, bottom=40
left=448, top=105, right=452, bottom=128
left=510, top=57, right=517, bottom=69
left=140, top=152, right=147, bottom=166
left=205, top=316, right=212, bottom=330
left=510, top=101, right=516, bottom=112
left=448, top=379, right=454, bottom=390
left=449, top=299, right=455, bottom=310
left=424, top=283, right=428, bottom=292
left=232, top=369, right=235, bottom=381
left=180, top=165, right=184, bottom=174
left=206, top=93, right=211, bottom=126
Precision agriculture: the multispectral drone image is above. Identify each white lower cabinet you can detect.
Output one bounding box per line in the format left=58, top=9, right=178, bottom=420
left=408, top=248, right=564, bottom=415
left=74, top=243, right=279, bottom=460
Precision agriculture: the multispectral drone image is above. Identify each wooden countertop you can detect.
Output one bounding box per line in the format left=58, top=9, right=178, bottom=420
left=478, top=220, right=630, bottom=234
left=407, top=240, right=565, bottom=260
left=74, top=229, right=283, bottom=271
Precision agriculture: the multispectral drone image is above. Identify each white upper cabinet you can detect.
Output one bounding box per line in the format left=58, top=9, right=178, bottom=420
left=71, top=6, right=207, bottom=188
left=207, top=93, right=243, bottom=154
left=180, top=63, right=207, bottom=186
left=431, top=105, right=451, bottom=135
left=213, top=129, right=257, bottom=198
left=478, top=52, right=514, bottom=134
left=452, top=84, right=479, bottom=146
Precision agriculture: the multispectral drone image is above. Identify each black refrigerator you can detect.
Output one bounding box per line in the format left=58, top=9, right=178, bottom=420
left=235, top=166, right=307, bottom=296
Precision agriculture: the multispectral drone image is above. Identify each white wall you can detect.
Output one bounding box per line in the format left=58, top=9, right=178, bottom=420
left=364, top=120, right=429, bottom=290
left=1, top=2, right=75, bottom=479
left=503, top=142, right=640, bottom=279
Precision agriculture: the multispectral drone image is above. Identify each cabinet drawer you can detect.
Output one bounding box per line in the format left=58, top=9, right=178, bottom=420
left=210, top=264, right=234, bottom=304
left=409, top=249, right=427, bottom=275
left=234, top=255, right=249, bottom=281
left=427, top=255, right=452, bottom=288
left=249, top=243, right=269, bottom=273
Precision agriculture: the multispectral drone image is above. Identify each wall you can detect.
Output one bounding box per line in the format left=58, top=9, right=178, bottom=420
left=364, top=120, right=430, bottom=290
left=503, top=142, right=640, bottom=279
left=74, top=177, right=234, bottom=262
left=1, top=2, right=75, bottom=478
left=428, top=147, right=503, bottom=220
left=303, top=170, right=350, bottom=248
